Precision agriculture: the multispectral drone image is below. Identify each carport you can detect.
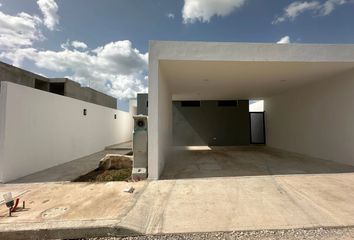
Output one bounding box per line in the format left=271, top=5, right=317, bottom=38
left=161, top=146, right=354, bottom=180
left=148, top=41, right=354, bottom=180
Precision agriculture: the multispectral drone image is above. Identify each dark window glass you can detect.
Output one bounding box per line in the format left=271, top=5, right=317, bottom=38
left=250, top=112, right=265, bottom=144
left=181, top=101, right=201, bottom=107
left=218, top=100, right=238, bottom=107
left=49, top=83, right=65, bottom=95
left=35, top=79, right=49, bottom=91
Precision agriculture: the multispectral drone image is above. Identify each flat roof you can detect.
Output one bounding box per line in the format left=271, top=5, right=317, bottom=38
left=149, top=41, right=354, bottom=100
left=150, top=41, right=354, bottom=63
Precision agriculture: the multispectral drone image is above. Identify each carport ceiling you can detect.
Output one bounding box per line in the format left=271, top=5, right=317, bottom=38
left=160, top=60, right=354, bottom=100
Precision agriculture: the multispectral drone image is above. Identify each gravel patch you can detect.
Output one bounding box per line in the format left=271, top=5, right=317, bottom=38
left=87, top=227, right=354, bottom=240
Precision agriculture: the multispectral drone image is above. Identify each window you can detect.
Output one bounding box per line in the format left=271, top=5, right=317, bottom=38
left=181, top=101, right=201, bottom=107
left=35, top=79, right=49, bottom=91
left=218, top=100, right=238, bottom=107
left=49, top=83, right=65, bottom=95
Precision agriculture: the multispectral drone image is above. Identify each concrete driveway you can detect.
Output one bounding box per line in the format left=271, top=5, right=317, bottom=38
left=121, top=174, right=354, bottom=234
left=161, top=146, right=354, bottom=179
left=122, top=147, right=354, bottom=234
left=1, top=147, right=354, bottom=239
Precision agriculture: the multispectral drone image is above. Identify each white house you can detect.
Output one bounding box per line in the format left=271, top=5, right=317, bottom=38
left=148, top=41, right=354, bottom=180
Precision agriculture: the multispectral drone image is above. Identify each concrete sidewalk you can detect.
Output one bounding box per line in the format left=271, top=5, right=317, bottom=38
left=0, top=181, right=147, bottom=239
left=1, top=172, right=354, bottom=239
left=106, top=141, right=132, bottom=151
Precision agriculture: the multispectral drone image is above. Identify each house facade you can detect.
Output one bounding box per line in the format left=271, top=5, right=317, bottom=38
left=147, top=41, right=354, bottom=179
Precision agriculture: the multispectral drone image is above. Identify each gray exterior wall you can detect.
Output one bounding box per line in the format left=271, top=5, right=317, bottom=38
left=0, top=62, right=117, bottom=109
left=173, top=100, right=250, bottom=146
left=54, top=78, right=117, bottom=109
left=0, top=61, right=48, bottom=89
left=81, top=87, right=117, bottom=109
left=137, top=93, right=148, bottom=115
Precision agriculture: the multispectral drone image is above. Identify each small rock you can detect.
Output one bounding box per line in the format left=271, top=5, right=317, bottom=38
left=99, top=154, right=133, bottom=170
left=123, top=186, right=135, bottom=193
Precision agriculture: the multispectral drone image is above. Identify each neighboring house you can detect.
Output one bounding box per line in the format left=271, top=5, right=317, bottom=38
left=0, top=61, right=117, bottom=109
left=147, top=41, right=354, bottom=180
left=0, top=61, right=134, bottom=182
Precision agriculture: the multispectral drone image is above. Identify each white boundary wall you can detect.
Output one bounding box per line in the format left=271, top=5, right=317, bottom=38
left=0, top=82, right=133, bottom=182
left=265, top=69, right=354, bottom=166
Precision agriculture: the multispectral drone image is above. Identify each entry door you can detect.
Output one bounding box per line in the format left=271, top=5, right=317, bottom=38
left=250, top=112, right=266, bottom=144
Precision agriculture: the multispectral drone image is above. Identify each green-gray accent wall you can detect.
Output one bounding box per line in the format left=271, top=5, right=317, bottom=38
left=136, top=94, right=251, bottom=146
left=173, top=100, right=250, bottom=146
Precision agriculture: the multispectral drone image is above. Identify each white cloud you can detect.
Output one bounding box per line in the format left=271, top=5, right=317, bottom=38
left=320, top=0, right=348, bottom=15
left=274, top=1, right=320, bottom=24
left=0, top=11, right=43, bottom=50
left=167, top=13, right=175, bottom=19
left=37, top=0, right=59, bottom=30
left=0, top=2, right=147, bottom=100
left=1, top=40, right=148, bottom=99
left=274, top=0, right=350, bottom=24
left=0, top=0, right=60, bottom=50
left=182, top=0, right=246, bottom=23
left=277, top=36, right=291, bottom=44
left=71, top=40, right=88, bottom=49
left=60, top=40, right=70, bottom=50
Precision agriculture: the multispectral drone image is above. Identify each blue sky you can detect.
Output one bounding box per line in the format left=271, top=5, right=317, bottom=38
left=0, top=0, right=353, bottom=111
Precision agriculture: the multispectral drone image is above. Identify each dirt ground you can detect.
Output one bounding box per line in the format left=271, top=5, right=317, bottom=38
left=73, top=168, right=132, bottom=182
